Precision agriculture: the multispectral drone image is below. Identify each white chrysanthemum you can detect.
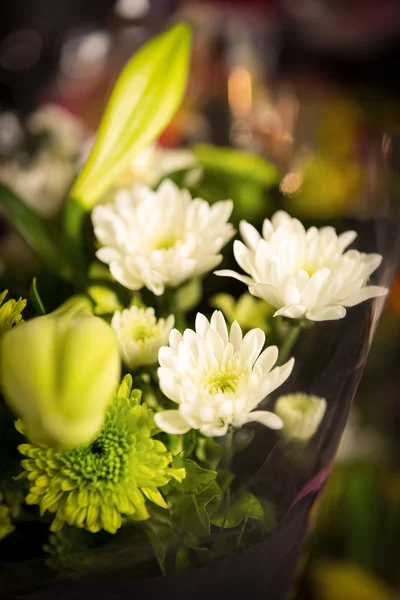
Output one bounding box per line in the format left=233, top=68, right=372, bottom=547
left=275, top=393, right=327, bottom=442
left=92, top=179, right=234, bottom=296
left=154, top=310, right=294, bottom=438
left=216, top=210, right=387, bottom=321
left=126, top=144, right=198, bottom=188
left=112, top=307, right=174, bottom=370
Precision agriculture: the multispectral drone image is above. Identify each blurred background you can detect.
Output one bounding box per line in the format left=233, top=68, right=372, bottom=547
left=0, top=1, right=400, bottom=598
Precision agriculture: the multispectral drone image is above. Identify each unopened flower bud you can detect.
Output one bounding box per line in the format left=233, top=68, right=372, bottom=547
left=0, top=312, right=120, bottom=448
left=275, top=393, right=326, bottom=442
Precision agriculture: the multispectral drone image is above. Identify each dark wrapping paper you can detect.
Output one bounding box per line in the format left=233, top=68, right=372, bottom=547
left=5, top=496, right=313, bottom=600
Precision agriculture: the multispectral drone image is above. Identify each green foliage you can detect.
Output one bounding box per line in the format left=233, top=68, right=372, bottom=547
left=193, top=145, right=278, bottom=186
left=166, top=458, right=221, bottom=536
left=211, top=491, right=264, bottom=529
left=0, top=183, right=69, bottom=278
left=28, top=278, right=46, bottom=316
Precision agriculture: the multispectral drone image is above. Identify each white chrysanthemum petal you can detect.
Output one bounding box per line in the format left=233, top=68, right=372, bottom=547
left=217, top=211, right=386, bottom=322
left=274, top=305, right=306, bottom=319
left=229, top=320, right=243, bottom=350
left=169, top=329, right=183, bottom=349
left=267, top=358, right=295, bottom=394
left=338, top=230, right=357, bottom=251
left=195, top=312, right=210, bottom=338
left=200, top=423, right=229, bottom=437
left=92, top=179, right=234, bottom=295
left=284, top=285, right=302, bottom=306
left=301, top=269, right=331, bottom=307
left=233, top=240, right=254, bottom=274
left=210, top=310, right=229, bottom=345
left=95, top=247, right=120, bottom=263
left=240, top=410, right=284, bottom=430
left=158, top=368, right=180, bottom=403
left=241, top=329, right=265, bottom=365
left=156, top=311, right=292, bottom=438
left=341, top=285, right=388, bottom=307
left=254, top=345, right=279, bottom=374
left=109, top=261, right=142, bottom=291
left=154, top=410, right=191, bottom=434
left=305, top=306, right=346, bottom=321
left=240, top=221, right=262, bottom=251
left=215, top=269, right=254, bottom=286
left=249, top=283, right=282, bottom=307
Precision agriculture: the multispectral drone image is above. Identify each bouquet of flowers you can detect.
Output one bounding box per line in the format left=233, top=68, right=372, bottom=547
left=0, top=23, right=391, bottom=599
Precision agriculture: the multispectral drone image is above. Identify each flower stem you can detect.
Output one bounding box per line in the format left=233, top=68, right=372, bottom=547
left=278, top=324, right=301, bottom=364
left=221, top=429, right=234, bottom=470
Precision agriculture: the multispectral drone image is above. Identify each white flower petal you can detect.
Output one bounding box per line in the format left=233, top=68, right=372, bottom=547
left=210, top=310, right=229, bottom=345
left=240, top=221, right=262, bottom=251
left=215, top=269, right=254, bottom=286
left=241, top=329, right=265, bottom=365
left=301, top=269, right=331, bottom=308
left=240, top=410, right=283, bottom=430
left=95, top=247, right=120, bottom=264
left=229, top=320, right=243, bottom=350
left=254, top=345, right=279, bottom=373
left=200, top=423, right=229, bottom=437
left=109, top=261, right=142, bottom=291
left=341, top=285, right=388, bottom=307
left=195, top=312, right=210, bottom=338
left=284, top=285, right=302, bottom=306
left=273, top=305, right=306, bottom=319
left=233, top=240, right=254, bottom=274
left=338, top=230, right=357, bottom=251
left=306, top=306, right=346, bottom=321
left=158, top=368, right=180, bottom=402
left=154, top=410, right=191, bottom=434
left=249, top=283, right=281, bottom=307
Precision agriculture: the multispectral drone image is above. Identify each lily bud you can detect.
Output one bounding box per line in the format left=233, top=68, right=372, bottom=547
left=275, top=393, right=327, bottom=442
left=0, top=312, right=120, bottom=448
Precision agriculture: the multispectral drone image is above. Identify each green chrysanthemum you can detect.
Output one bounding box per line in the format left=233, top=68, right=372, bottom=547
left=18, top=375, right=185, bottom=534
left=0, top=493, right=14, bottom=541
left=0, top=290, right=26, bottom=337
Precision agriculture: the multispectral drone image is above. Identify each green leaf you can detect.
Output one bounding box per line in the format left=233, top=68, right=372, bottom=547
left=71, top=23, right=191, bottom=208
left=168, top=480, right=221, bottom=537
left=170, top=458, right=216, bottom=496
left=144, top=521, right=176, bottom=574
left=211, top=491, right=264, bottom=529
left=193, top=145, right=278, bottom=186
left=0, top=183, right=69, bottom=278
left=29, top=278, right=46, bottom=315
left=195, top=437, right=222, bottom=470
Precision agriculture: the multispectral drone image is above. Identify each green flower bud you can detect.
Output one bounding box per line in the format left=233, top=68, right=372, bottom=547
left=275, top=393, right=327, bottom=442
left=0, top=312, right=121, bottom=448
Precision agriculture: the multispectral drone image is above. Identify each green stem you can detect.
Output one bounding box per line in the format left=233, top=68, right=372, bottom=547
left=278, top=324, right=301, bottom=364
left=220, top=429, right=234, bottom=531
left=63, top=196, right=87, bottom=289
left=162, top=288, right=187, bottom=331
left=221, top=429, right=234, bottom=470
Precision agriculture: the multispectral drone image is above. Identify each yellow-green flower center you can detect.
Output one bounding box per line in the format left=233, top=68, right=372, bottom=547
left=152, top=235, right=178, bottom=250
left=206, top=370, right=239, bottom=395
left=129, top=323, right=158, bottom=342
